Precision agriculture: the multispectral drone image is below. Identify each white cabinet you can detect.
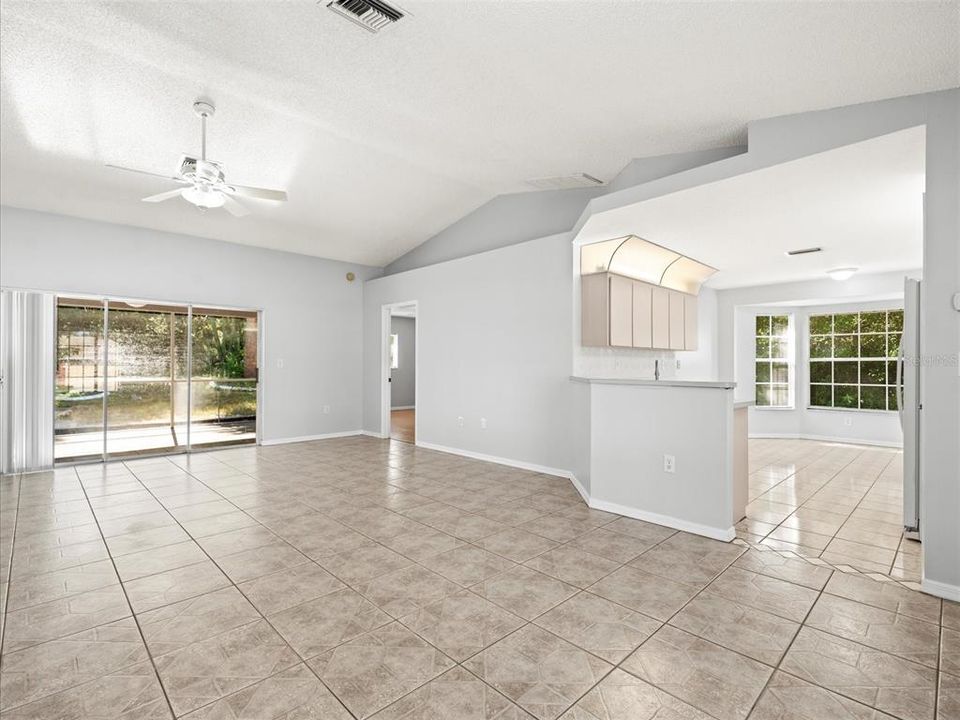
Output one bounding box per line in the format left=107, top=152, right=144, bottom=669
left=608, top=274, right=633, bottom=347
left=668, top=291, right=685, bottom=350
left=651, top=286, right=670, bottom=349
left=631, top=281, right=652, bottom=349
left=684, top=294, right=698, bottom=350
left=581, top=272, right=698, bottom=351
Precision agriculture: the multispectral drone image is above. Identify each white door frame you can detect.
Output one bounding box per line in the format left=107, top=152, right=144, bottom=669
left=380, top=301, right=418, bottom=441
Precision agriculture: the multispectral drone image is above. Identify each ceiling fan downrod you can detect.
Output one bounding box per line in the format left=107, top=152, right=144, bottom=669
left=193, top=101, right=215, bottom=162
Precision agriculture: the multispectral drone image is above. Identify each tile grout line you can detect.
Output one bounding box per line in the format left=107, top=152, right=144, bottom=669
left=58, top=464, right=180, bottom=719
left=0, top=472, right=23, bottom=659
left=752, top=444, right=912, bottom=579
left=120, top=453, right=363, bottom=720
left=3, top=439, right=934, bottom=720
left=114, top=445, right=930, bottom=719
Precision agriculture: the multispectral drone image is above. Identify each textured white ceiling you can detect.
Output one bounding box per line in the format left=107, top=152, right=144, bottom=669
left=580, top=127, right=925, bottom=289
left=1, top=1, right=957, bottom=267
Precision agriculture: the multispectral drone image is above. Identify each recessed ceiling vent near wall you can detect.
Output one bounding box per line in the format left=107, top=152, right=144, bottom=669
left=526, top=173, right=604, bottom=191
left=326, top=0, right=404, bottom=32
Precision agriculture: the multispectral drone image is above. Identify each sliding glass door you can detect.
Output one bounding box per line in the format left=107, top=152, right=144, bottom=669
left=54, top=297, right=258, bottom=462
left=190, top=308, right=258, bottom=449
left=54, top=299, right=106, bottom=461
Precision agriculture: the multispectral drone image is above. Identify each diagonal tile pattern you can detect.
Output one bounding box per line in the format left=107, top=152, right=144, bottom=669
left=0, top=436, right=952, bottom=720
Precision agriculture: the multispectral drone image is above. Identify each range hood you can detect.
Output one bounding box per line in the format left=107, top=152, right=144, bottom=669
left=579, top=235, right=717, bottom=294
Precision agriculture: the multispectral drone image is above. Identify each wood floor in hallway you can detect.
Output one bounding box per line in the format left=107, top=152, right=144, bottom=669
left=390, top=408, right=415, bottom=444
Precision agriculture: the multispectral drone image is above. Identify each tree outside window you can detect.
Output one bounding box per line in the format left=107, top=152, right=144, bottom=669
left=755, top=314, right=791, bottom=407
left=808, top=310, right=903, bottom=411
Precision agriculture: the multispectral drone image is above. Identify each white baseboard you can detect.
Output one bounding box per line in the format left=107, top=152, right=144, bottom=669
left=360, top=430, right=388, bottom=439
left=921, top=576, right=960, bottom=602
left=416, top=441, right=736, bottom=542
left=749, top=432, right=902, bottom=449
left=568, top=473, right=590, bottom=505
left=261, top=431, right=362, bottom=446
left=588, top=498, right=736, bottom=542
left=391, top=405, right=415, bottom=411
left=414, top=441, right=572, bottom=480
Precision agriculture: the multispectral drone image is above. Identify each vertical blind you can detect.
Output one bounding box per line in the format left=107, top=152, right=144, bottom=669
left=1, top=290, right=55, bottom=474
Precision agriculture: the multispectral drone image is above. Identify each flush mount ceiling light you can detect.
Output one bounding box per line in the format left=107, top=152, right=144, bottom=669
left=580, top=235, right=717, bottom=294
left=827, top=267, right=859, bottom=281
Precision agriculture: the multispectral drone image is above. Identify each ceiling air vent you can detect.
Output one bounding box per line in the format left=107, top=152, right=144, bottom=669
left=526, top=173, right=604, bottom=191
left=785, top=247, right=822, bottom=256
left=327, top=0, right=404, bottom=32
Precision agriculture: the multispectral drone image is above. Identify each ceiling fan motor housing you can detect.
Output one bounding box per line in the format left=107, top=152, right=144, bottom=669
left=179, top=156, right=225, bottom=185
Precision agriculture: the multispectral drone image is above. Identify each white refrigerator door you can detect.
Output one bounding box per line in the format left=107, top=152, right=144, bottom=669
left=900, top=277, right=920, bottom=533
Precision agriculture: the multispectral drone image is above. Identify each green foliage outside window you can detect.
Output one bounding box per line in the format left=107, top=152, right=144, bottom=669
left=755, top=315, right=790, bottom=407
left=808, top=310, right=903, bottom=411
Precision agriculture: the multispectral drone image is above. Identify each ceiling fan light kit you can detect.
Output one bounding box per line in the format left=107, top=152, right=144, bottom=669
left=108, top=100, right=288, bottom=217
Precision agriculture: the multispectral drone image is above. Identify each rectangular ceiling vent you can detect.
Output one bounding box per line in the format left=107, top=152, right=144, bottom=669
left=327, top=0, right=404, bottom=33
left=785, top=246, right=822, bottom=256
left=526, top=173, right=604, bottom=191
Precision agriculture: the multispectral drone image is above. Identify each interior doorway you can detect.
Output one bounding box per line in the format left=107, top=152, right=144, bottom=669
left=381, top=301, right=417, bottom=444
left=54, top=296, right=259, bottom=462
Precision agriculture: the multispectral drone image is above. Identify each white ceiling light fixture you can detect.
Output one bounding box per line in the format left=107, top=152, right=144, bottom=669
left=107, top=100, right=288, bottom=217
left=827, top=267, right=859, bottom=281
left=580, top=235, right=717, bottom=294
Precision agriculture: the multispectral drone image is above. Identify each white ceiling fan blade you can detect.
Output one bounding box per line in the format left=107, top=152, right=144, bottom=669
left=107, top=164, right=189, bottom=184
left=224, top=184, right=287, bottom=202
left=142, top=188, right=185, bottom=203
left=221, top=194, right=251, bottom=217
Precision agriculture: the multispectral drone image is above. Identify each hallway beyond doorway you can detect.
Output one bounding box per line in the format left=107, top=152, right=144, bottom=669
left=391, top=408, right=415, bottom=443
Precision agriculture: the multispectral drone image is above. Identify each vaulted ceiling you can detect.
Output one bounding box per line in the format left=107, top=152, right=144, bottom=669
left=1, top=1, right=957, bottom=266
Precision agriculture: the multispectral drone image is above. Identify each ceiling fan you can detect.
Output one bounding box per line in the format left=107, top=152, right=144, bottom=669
left=107, top=100, right=288, bottom=217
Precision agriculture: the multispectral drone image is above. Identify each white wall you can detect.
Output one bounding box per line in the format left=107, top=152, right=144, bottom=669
left=364, top=232, right=577, bottom=475
left=0, top=206, right=380, bottom=444
left=588, top=382, right=736, bottom=540
left=389, top=316, right=416, bottom=408
left=734, top=299, right=905, bottom=447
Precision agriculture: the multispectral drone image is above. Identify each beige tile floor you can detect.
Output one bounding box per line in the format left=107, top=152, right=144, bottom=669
left=741, top=438, right=921, bottom=582
left=0, top=437, right=955, bottom=719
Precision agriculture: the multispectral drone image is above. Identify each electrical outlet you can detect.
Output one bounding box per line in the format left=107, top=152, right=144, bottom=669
left=457, top=416, right=464, bottom=427
left=664, top=454, right=676, bottom=473
left=480, top=418, right=487, bottom=429
left=276, top=358, right=284, bottom=369
left=843, top=416, right=852, bottom=427
left=322, top=405, right=330, bottom=414
left=676, top=359, right=681, bottom=369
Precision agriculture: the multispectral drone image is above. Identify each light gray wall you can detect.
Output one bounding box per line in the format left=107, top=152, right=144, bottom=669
left=385, top=145, right=745, bottom=277
left=365, top=232, right=577, bottom=474
left=384, top=187, right=605, bottom=275
left=0, top=206, right=380, bottom=443
left=603, top=146, right=746, bottom=193
left=390, top=316, right=416, bottom=408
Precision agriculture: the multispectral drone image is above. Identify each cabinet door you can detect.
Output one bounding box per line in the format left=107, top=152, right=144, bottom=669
left=632, top=281, right=653, bottom=348
left=668, top=291, right=685, bottom=350
left=683, top=294, right=698, bottom=350
left=608, top=274, right=633, bottom=347
left=651, top=286, right=670, bottom=349
left=580, top=273, right=609, bottom=346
